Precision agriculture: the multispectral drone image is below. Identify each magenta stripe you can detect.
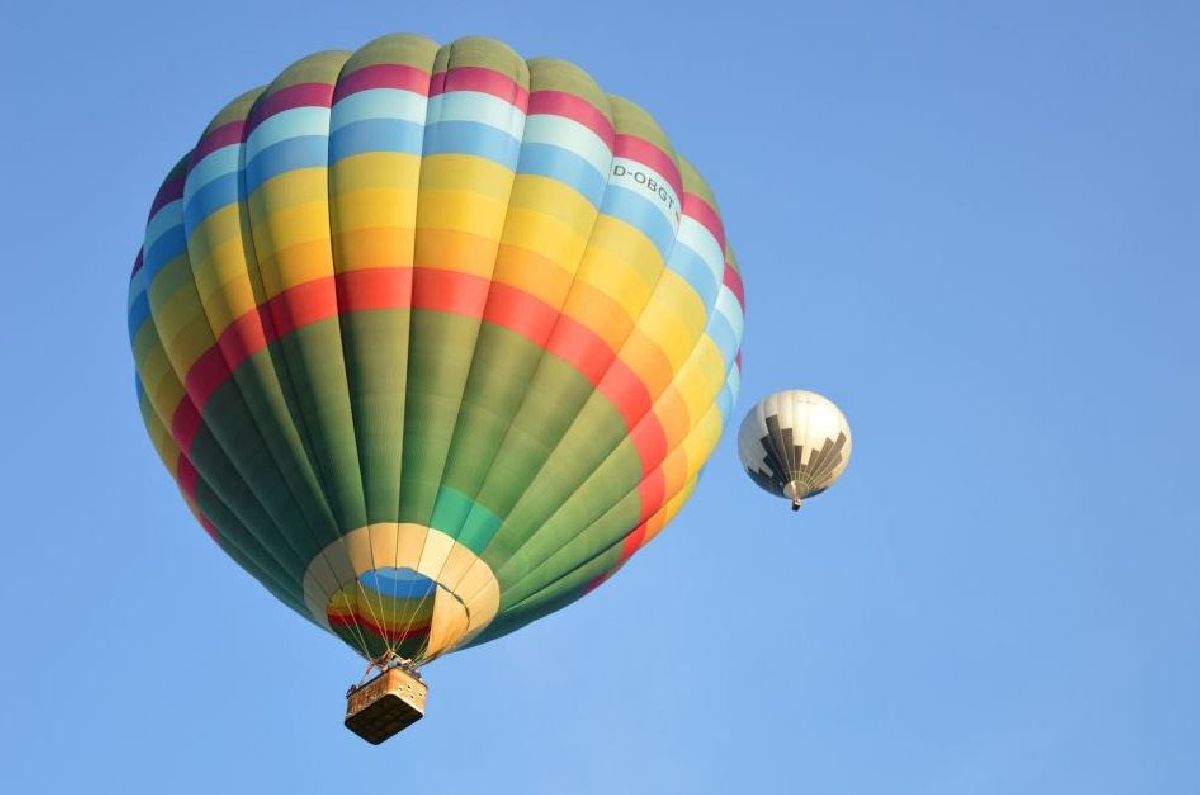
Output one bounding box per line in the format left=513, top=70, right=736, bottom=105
left=430, top=66, right=529, bottom=110
left=723, top=263, right=745, bottom=310
left=192, top=120, right=248, bottom=165
left=528, top=90, right=614, bottom=147
left=147, top=170, right=186, bottom=221
left=682, top=192, right=726, bottom=252
left=333, top=63, right=431, bottom=102
left=247, top=82, right=335, bottom=134
left=615, top=134, right=681, bottom=196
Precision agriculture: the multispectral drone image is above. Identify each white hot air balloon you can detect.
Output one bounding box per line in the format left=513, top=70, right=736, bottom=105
left=738, top=390, right=852, bottom=511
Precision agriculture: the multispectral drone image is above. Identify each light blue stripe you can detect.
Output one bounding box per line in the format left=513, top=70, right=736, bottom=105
left=244, top=135, right=328, bottom=194
left=523, top=114, right=610, bottom=175
left=329, top=118, right=424, bottom=161
left=428, top=91, right=525, bottom=139
left=128, top=268, right=149, bottom=308
left=143, top=225, right=187, bottom=281
left=601, top=186, right=677, bottom=260
left=423, top=120, right=520, bottom=169
left=517, top=143, right=607, bottom=206
left=716, top=380, right=736, bottom=423
left=187, top=146, right=241, bottom=194
left=716, top=291, right=744, bottom=340
left=666, top=245, right=720, bottom=308
left=245, top=107, right=330, bottom=157
left=184, top=172, right=240, bottom=232
left=144, top=199, right=182, bottom=254
left=331, top=88, right=427, bottom=129
left=706, top=312, right=740, bottom=366
left=128, top=294, right=151, bottom=341
left=358, top=567, right=437, bottom=599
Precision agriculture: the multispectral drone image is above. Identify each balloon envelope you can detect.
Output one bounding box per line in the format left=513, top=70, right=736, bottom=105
left=127, top=34, right=744, bottom=663
left=738, top=390, right=851, bottom=509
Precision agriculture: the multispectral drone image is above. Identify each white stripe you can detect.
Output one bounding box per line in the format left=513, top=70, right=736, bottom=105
left=144, top=199, right=182, bottom=256
left=674, top=217, right=724, bottom=284
left=245, top=106, right=331, bottom=158
left=426, top=91, right=526, bottom=138
left=330, top=88, right=428, bottom=128
left=610, top=156, right=682, bottom=228
left=522, top=114, right=611, bottom=174
left=185, top=146, right=240, bottom=200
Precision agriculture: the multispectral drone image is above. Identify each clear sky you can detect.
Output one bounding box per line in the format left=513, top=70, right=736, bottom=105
left=2, top=1, right=1197, bottom=792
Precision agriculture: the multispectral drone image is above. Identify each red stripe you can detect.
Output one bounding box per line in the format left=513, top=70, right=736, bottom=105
left=192, top=120, right=248, bottom=164
left=682, top=192, right=725, bottom=252
left=174, top=267, right=682, bottom=480
left=337, top=266, right=413, bottom=313
left=176, top=455, right=200, bottom=498
left=599, top=360, right=654, bottom=430
left=528, top=90, right=614, bottom=147
left=333, top=63, right=431, bottom=102
left=171, top=398, right=204, bottom=453
left=413, top=268, right=491, bottom=315
left=197, top=513, right=220, bottom=542
left=328, top=611, right=432, bottom=642
left=186, top=347, right=233, bottom=409
left=723, top=263, right=745, bottom=310
left=247, top=82, right=334, bottom=133
left=430, top=66, right=529, bottom=110
left=635, top=470, right=666, bottom=526
left=615, top=135, right=682, bottom=198
left=483, top=282, right=559, bottom=344
left=543, top=320, right=613, bottom=386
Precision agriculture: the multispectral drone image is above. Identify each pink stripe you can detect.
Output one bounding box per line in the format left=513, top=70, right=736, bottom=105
left=682, top=192, right=726, bottom=252
left=333, top=63, right=431, bottom=101
left=723, top=264, right=745, bottom=310
left=430, top=66, right=528, bottom=110
left=615, top=135, right=681, bottom=197
left=171, top=398, right=204, bottom=453
left=528, top=90, right=614, bottom=147
left=147, top=170, right=186, bottom=221
left=197, top=513, right=220, bottom=542
left=176, top=455, right=200, bottom=499
left=247, top=82, right=334, bottom=133
left=192, top=120, right=247, bottom=164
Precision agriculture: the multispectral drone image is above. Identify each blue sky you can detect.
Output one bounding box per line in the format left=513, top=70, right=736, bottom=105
left=2, top=0, right=1197, bottom=792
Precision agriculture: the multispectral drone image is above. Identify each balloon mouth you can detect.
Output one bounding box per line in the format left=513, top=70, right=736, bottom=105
left=784, top=480, right=803, bottom=510
left=303, top=523, right=500, bottom=664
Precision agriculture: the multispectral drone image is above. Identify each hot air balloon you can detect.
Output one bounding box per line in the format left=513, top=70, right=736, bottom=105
left=738, top=390, right=851, bottom=511
left=126, top=33, right=744, bottom=742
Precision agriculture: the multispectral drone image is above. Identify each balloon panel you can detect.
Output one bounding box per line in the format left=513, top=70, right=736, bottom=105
left=127, top=35, right=744, bottom=662
left=738, top=390, right=851, bottom=503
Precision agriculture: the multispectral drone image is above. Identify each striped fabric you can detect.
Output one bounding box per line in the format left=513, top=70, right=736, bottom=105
left=128, top=34, right=744, bottom=664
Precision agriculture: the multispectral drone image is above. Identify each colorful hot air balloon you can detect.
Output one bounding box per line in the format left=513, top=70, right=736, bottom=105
left=738, top=390, right=851, bottom=511
left=126, top=33, right=744, bottom=741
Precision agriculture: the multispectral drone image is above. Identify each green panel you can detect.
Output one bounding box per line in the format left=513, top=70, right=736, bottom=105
left=482, top=392, right=637, bottom=575
left=471, top=354, right=599, bottom=524
left=190, top=478, right=311, bottom=618
left=338, top=309, right=411, bottom=524
left=471, top=542, right=625, bottom=647
left=224, top=344, right=342, bottom=546
left=270, top=321, right=367, bottom=532
left=399, top=310, right=483, bottom=525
